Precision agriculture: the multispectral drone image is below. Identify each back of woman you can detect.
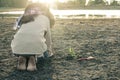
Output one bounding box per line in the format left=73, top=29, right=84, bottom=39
left=11, top=3, right=55, bottom=71
left=11, top=15, right=50, bottom=56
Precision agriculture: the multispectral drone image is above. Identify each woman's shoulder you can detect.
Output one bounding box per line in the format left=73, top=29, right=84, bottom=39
left=36, top=15, right=49, bottom=20
left=34, top=15, right=50, bottom=24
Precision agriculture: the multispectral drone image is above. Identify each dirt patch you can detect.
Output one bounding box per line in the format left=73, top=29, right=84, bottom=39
left=0, top=18, right=120, bottom=80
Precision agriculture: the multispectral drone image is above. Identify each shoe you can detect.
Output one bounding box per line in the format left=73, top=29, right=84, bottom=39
left=27, top=56, right=37, bottom=71
left=17, top=56, right=26, bottom=70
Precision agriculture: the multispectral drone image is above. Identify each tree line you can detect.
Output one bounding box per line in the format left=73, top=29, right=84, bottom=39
left=0, top=0, right=28, bottom=8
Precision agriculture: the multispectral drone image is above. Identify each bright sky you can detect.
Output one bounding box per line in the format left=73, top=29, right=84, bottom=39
left=31, top=0, right=54, bottom=3
left=30, top=0, right=67, bottom=3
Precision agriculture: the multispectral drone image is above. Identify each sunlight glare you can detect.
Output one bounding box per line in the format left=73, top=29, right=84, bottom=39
left=58, top=0, right=68, bottom=3
left=31, top=0, right=56, bottom=4
left=30, top=0, right=68, bottom=3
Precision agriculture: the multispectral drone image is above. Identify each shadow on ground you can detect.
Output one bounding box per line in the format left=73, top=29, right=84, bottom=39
left=1, top=57, right=54, bottom=80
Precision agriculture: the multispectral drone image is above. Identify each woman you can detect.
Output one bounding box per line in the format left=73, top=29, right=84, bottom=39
left=11, top=3, right=55, bottom=71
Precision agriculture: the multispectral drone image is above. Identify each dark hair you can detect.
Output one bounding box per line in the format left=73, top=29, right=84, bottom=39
left=19, top=3, right=55, bottom=28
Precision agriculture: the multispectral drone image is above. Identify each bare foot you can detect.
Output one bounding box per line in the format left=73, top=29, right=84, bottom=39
left=17, top=56, right=26, bottom=70
left=27, top=56, right=37, bottom=71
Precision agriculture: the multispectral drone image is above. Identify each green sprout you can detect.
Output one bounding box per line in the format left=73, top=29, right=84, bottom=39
left=68, top=47, right=77, bottom=59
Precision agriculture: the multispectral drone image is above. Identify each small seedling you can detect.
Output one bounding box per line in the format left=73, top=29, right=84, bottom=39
left=68, top=47, right=77, bottom=59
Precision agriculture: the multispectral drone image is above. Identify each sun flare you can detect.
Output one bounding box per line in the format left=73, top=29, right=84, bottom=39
left=30, top=0, right=56, bottom=4
left=30, top=0, right=68, bottom=4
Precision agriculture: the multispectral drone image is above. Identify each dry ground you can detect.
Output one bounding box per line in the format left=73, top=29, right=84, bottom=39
left=0, top=18, right=120, bottom=80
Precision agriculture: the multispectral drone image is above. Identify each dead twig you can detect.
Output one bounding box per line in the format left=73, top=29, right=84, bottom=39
left=78, top=56, right=95, bottom=61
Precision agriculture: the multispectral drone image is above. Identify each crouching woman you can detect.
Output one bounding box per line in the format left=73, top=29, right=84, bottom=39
left=11, top=3, right=55, bottom=71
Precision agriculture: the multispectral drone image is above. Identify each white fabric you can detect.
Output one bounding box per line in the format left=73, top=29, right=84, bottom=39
left=11, top=15, right=51, bottom=56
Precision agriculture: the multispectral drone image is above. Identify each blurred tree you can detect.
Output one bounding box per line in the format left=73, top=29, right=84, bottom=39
left=94, top=0, right=103, bottom=4
left=0, top=0, right=28, bottom=7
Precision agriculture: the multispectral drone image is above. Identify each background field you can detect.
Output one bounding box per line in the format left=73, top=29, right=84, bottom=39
left=0, top=18, right=120, bottom=80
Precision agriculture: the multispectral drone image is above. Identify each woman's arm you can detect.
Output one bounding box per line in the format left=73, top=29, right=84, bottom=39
left=13, top=15, right=23, bottom=30
left=44, top=25, right=52, bottom=54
